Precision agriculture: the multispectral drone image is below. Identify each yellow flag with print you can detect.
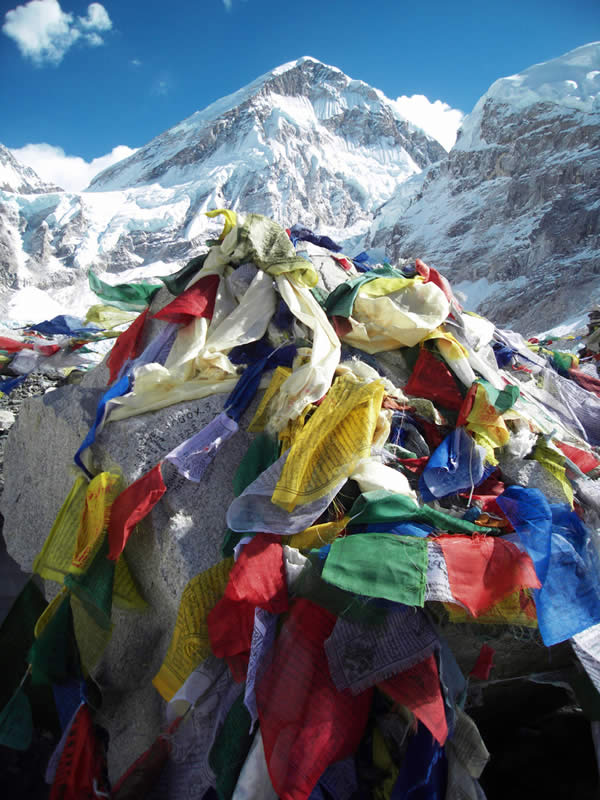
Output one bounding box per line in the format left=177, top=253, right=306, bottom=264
left=33, top=476, right=146, bottom=610
left=153, top=557, right=234, bottom=702
left=272, top=373, right=385, bottom=511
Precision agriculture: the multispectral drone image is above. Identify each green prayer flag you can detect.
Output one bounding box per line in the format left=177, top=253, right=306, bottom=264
left=310, top=285, right=329, bottom=307
left=209, top=692, right=255, bottom=800
left=348, top=490, right=495, bottom=535
left=479, top=379, right=520, bottom=413
left=224, top=432, right=280, bottom=556
left=159, top=254, right=208, bottom=296
left=28, top=594, right=81, bottom=685
left=294, top=556, right=389, bottom=625
left=0, top=687, right=33, bottom=751
left=232, top=433, right=279, bottom=497
left=0, top=580, right=59, bottom=734
left=88, top=270, right=161, bottom=311
left=234, top=215, right=318, bottom=288
left=323, top=265, right=407, bottom=318
left=322, top=533, right=428, bottom=606
left=0, top=580, right=47, bottom=709
left=552, top=350, right=575, bottom=372
left=64, top=537, right=114, bottom=630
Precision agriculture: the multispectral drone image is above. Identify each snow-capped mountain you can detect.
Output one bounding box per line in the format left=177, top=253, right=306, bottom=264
left=0, top=57, right=445, bottom=321
left=1, top=46, right=599, bottom=335
left=369, top=42, right=600, bottom=334
left=0, top=144, right=62, bottom=195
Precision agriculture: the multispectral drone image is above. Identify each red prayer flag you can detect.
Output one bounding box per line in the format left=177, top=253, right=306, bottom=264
left=207, top=594, right=255, bottom=665
left=107, top=463, right=166, bottom=560
left=257, top=599, right=372, bottom=800
left=470, top=644, right=495, bottom=681
left=207, top=535, right=288, bottom=678
left=153, top=274, right=220, bottom=326
left=397, top=456, right=429, bottom=476
left=437, top=534, right=541, bottom=617
left=457, top=383, right=478, bottom=427
left=459, top=469, right=508, bottom=518
left=106, top=307, right=150, bottom=385
left=379, top=653, right=448, bottom=745
left=415, top=258, right=459, bottom=308
left=404, top=347, right=464, bottom=411
left=111, top=717, right=181, bottom=799
left=36, top=344, right=61, bottom=356
left=555, top=440, right=600, bottom=473
left=568, top=367, right=600, bottom=399
left=332, top=255, right=353, bottom=271
left=330, top=315, right=353, bottom=338
left=0, top=336, right=34, bottom=352
left=414, top=415, right=447, bottom=450
left=225, top=534, right=288, bottom=612
left=50, top=704, right=109, bottom=800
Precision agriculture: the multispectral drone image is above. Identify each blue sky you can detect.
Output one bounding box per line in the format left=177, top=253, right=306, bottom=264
left=1, top=0, right=599, bottom=190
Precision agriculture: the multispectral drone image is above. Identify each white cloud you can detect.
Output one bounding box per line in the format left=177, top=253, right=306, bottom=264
left=84, top=31, right=102, bottom=46
left=10, top=143, right=137, bottom=192
left=130, top=58, right=141, bottom=67
left=392, top=94, right=465, bottom=151
left=2, top=0, right=112, bottom=65
left=78, top=2, right=111, bottom=31
left=222, top=0, right=232, bottom=11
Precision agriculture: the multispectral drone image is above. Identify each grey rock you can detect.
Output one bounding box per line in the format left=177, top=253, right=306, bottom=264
left=0, top=368, right=257, bottom=780
left=497, top=453, right=573, bottom=504
left=0, top=409, right=15, bottom=429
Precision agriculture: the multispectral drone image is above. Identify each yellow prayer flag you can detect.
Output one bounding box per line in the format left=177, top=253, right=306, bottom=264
left=85, top=304, right=140, bottom=330
left=71, top=472, right=121, bottom=574
left=445, top=589, right=538, bottom=628
left=272, top=374, right=385, bottom=511
left=357, top=275, right=421, bottom=299
left=153, top=558, right=234, bottom=701
left=287, top=516, right=350, bottom=550
left=33, top=476, right=146, bottom=610
left=33, top=477, right=89, bottom=584
left=466, top=383, right=510, bottom=465
left=533, top=438, right=574, bottom=507
left=113, top=556, right=148, bottom=610
left=278, top=403, right=314, bottom=452
left=372, top=724, right=400, bottom=800
left=34, top=588, right=68, bottom=638
left=205, top=208, right=238, bottom=241
left=248, top=367, right=292, bottom=432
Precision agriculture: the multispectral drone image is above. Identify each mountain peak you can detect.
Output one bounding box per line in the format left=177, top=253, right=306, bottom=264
left=87, top=59, right=444, bottom=193
left=0, top=144, right=63, bottom=194
left=456, top=41, right=600, bottom=151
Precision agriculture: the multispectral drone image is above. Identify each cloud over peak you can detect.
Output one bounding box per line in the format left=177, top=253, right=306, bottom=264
left=10, top=142, right=137, bottom=192
left=392, top=94, right=465, bottom=151
left=2, top=0, right=113, bottom=65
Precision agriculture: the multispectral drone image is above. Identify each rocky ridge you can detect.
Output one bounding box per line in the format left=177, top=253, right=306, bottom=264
left=368, top=42, right=600, bottom=334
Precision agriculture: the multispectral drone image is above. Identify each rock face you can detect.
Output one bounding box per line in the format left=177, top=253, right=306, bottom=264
left=368, top=42, right=600, bottom=334
left=0, top=289, right=260, bottom=779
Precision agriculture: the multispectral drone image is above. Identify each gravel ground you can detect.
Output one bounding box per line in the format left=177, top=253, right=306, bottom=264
left=0, top=373, right=65, bottom=494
